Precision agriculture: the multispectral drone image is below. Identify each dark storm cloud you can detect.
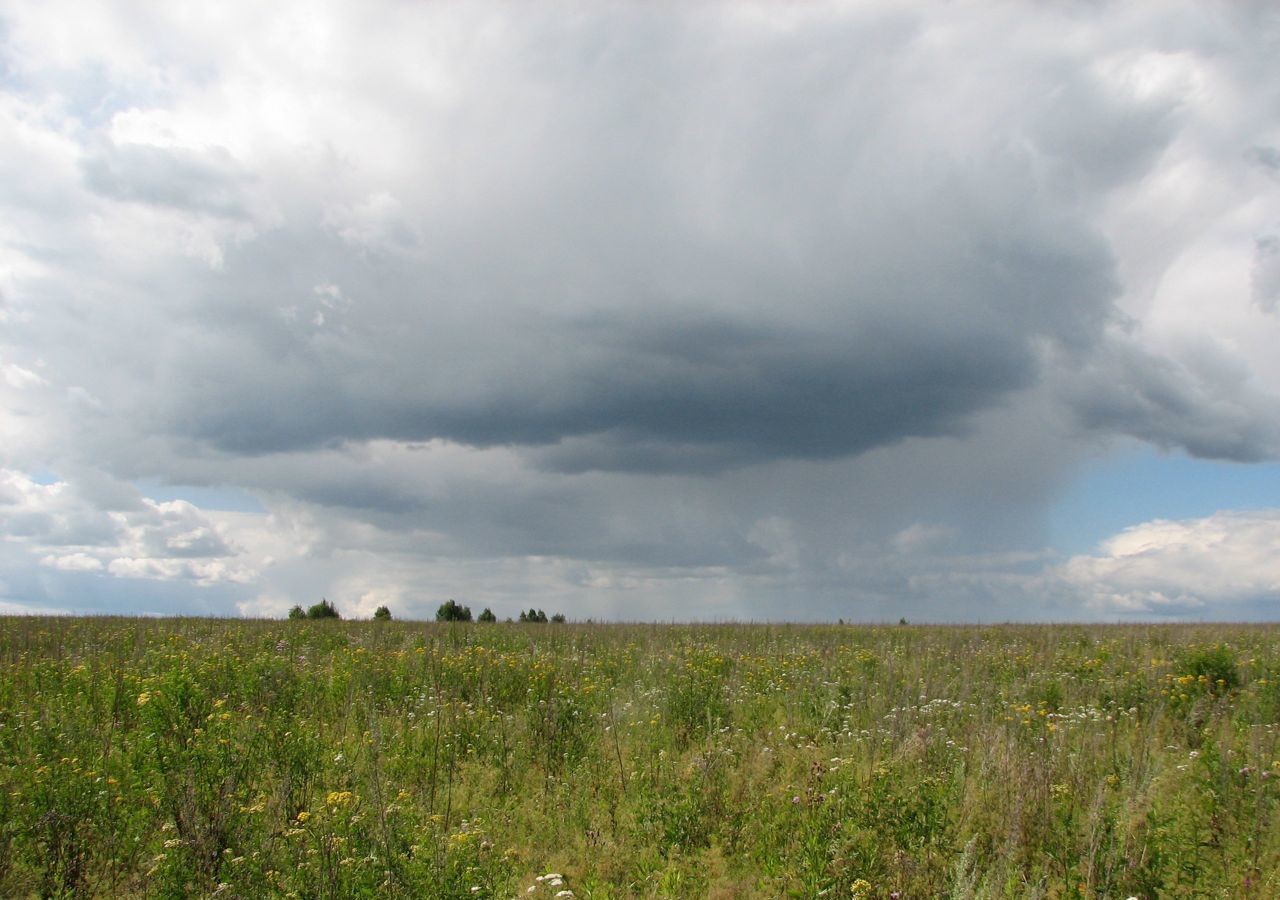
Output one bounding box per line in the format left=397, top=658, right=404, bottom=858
left=129, top=132, right=1121, bottom=472
left=169, top=299, right=1041, bottom=471
left=1057, top=336, right=1280, bottom=462
left=5, top=1, right=1280, bottom=620
left=527, top=315, right=1035, bottom=472
left=19, top=2, right=1180, bottom=477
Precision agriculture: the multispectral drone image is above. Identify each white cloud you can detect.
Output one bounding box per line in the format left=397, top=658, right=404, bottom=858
left=1055, top=510, right=1280, bottom=615
left=891, top=523, right=957, bottom=556
left=0, top=470, right=260, bottom=588
left=40, top=552, right=104, bottom=572
left=105, top=556, right=255, bottom=586
left=2, top=363, right=46, bottom=389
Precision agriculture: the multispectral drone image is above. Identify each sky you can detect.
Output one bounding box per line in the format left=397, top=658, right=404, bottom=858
left=2, top=1, right=1279, bottom=622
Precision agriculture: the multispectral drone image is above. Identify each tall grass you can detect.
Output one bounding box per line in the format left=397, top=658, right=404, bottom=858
left=1, top=617, right=1279, bottom=897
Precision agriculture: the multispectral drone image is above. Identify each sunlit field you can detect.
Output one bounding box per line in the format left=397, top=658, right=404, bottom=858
left=3, top=618, right=1279, bottom=898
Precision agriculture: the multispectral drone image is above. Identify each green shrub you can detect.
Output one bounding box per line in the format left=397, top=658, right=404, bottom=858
left=436, top=599, right=472, bottom=622
left=307, top=598, right=340, bottom=619
left=1181, top=644, right=1239, bottom=693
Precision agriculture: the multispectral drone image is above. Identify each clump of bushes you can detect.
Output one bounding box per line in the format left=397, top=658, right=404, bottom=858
left=518, top=609, right=567, bottom=623
left=288, top=599, right=341, bottom=620
left=373, top=605, right=391, bottom=621
left=478, top=608, right=497, bottom=623
left=436, top=599, right=472, bottom=622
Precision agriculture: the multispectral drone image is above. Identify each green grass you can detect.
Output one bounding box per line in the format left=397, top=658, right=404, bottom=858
left=2, top=617, right=1280, bottom=898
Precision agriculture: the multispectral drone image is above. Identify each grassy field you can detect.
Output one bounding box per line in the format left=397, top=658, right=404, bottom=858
left=2, top=618, right=1280, bottom=898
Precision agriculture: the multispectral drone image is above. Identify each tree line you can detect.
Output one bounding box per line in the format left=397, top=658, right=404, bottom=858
left=286, top=598, right=566, bottom=623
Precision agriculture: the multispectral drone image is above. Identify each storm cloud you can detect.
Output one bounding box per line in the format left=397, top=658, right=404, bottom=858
left=2, top=1, right=1280, bottom=619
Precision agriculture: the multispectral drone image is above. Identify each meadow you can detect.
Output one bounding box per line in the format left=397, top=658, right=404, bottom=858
left=2, top=617, right=1279, bottom=898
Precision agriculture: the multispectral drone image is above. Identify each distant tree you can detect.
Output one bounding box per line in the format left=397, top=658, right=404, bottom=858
left=436, top=599, right=472, bottom=622
left=519, top=608, right=548, bottom=624
left=550, top=613, right=566, bottom=624
left=477, top=608, right=497, bottom=623
left=307, top=598, right=340, bottom=619
left=288, top=605, right=306, bottom=620
left=373, top=605, right=391, bottom=621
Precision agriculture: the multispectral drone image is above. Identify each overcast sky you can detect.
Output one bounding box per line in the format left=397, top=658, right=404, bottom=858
left=3, top=1, right=1280, bottom=621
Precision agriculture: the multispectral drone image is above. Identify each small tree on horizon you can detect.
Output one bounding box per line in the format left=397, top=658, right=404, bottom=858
left=288, top=605, right=305, bottom=620
left=436, top=599, right=472, bottom=622
left=373, top=605, right=391, bottom=621
left=307, top=598, right=340, bottom=620
left=478, top=608, right=497, bottom=623
left=518, top=609, right=548, bottom=623
left=551, top=613, right=566, bottom=623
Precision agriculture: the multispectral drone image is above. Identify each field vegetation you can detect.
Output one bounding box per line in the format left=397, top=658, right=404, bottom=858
left=2, top=617, right=1280, bottom=898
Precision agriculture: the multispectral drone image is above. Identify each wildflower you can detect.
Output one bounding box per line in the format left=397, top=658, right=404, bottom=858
left=137, top=691, right=152, bottom=706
